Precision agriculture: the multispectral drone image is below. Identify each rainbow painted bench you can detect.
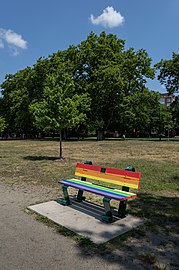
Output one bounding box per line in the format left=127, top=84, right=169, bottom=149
left=58, top=162, right=141, bottom=222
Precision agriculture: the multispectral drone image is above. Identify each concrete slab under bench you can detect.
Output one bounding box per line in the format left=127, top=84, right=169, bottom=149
left=28, top=197, right=144, bottom=245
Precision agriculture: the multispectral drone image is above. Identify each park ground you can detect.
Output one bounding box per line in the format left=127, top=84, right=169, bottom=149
left=0, top=139, right=179, bottom=270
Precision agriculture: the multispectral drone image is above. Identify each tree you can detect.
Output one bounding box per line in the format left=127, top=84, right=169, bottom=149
left=171, top=96, right=179, bottom=132
left=155, top=53, right=179, bottom=93
left=0, top=31, right=156, bottom=138
left=73, top=32, right=155, bottom=134
left=1, top=68, right=35, bottom=134
left=0, top=117, right=6, bottom=134
left=121, top=48, right=155, bottom=95
left=69, top=32, right=126, bottom=133
left=1, top=56, right=54, bottom=135
left=161, top=106, right=174, bottom=140
left=123, top=89, right=160, bottom=136
left=30, top=73, right=91, bottom=159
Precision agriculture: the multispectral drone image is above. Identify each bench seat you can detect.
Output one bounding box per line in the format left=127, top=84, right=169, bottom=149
left=60, top=178, right=137, bottom=201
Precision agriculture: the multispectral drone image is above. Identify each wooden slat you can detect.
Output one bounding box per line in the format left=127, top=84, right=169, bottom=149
left=63, top=179, right=136, bottom=196
left=75, top=163, right=141, bottom=189
left=76, top=162, right=141, bottom=179
left=76, top=167, right=139, bottom=184
left=75, top=171, right=138, bottom=189
left=59, top=179, right=137, bottom=201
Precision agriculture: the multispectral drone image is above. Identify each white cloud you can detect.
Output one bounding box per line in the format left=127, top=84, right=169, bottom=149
left=0, top=28, right=27, bottom=55
left=5, top=29, right=27, bottom=49
left=0, top=39, right=4, bottom=48
left=90, top=6, right=124, bottom=28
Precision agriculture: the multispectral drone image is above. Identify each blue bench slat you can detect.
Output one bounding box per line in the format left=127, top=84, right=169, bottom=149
left=60, top=179, right=128, bottom=198
left=60, top=179, right=135, bottom=201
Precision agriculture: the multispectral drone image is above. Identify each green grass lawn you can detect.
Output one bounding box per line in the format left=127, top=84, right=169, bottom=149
left=0, top=139, right=179, bottom=222
left=0, top=138, right=178, bottom=190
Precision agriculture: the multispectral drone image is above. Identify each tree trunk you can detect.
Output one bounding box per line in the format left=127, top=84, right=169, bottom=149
left=97, top=130, right=103, bottom=141
left=59, top=130, right=63, bottom=160
left=167, top=129, right=170, bottom=141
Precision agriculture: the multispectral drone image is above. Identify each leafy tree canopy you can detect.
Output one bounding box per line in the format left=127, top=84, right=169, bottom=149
left=155, top=53, right=179, bottom=93
left=0, top=31, right=158, bottom=138
left=0, top=117, right=6, bottom=133
left=30, top=72, right=91, bottom=158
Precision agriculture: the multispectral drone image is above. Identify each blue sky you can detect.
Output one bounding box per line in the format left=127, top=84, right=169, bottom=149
left=0, top=0, right=179, bottom=94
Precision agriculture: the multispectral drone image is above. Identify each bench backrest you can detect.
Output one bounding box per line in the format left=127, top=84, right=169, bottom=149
left=75, top=163, right=141, bottom=189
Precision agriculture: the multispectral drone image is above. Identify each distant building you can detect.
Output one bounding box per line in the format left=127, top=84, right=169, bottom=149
left=159, top=93, right=175, bottom=106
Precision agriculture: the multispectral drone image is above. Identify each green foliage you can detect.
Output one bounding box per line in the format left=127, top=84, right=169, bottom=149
left=0, top=116, right=6, bottom=133
left=73, top=32, right=155, bottom=131
left=1, top=67, right=36, bottom=133
left=0, top=31, right=159, bottom=136
left=30, top=72, right=91, bottom=158
left=154, top=104, right=176, bottom=137
left=155, top=52, right=179, bottom=93
left=30, top=73, right=91, bottom=132
left=162, top=108, right=173, bottom=130
left=123, top=89, right=160, bottom=133
left=170, top=96, right=179, bottom=129
left=121, top=48, right=155, bottom=94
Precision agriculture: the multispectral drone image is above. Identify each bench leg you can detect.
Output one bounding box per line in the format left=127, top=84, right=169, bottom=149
left=118, top=200, right=127, bottom=218
left=76, top=189, right=86, bottom=202
left=118, top=186, right=129, bottom=218
left=118, top=166, right=135, bottom=218
left=102, top=197, right=113, bottom=222
left=59, top=185, right=70, bottom=206
left=76, top=177, right=86, bottom=202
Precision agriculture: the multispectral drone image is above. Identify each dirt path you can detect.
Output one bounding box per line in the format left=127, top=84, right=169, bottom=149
left=1, top=181, right=138, bottom=270
left=0, top=181, right=117, bottom=270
